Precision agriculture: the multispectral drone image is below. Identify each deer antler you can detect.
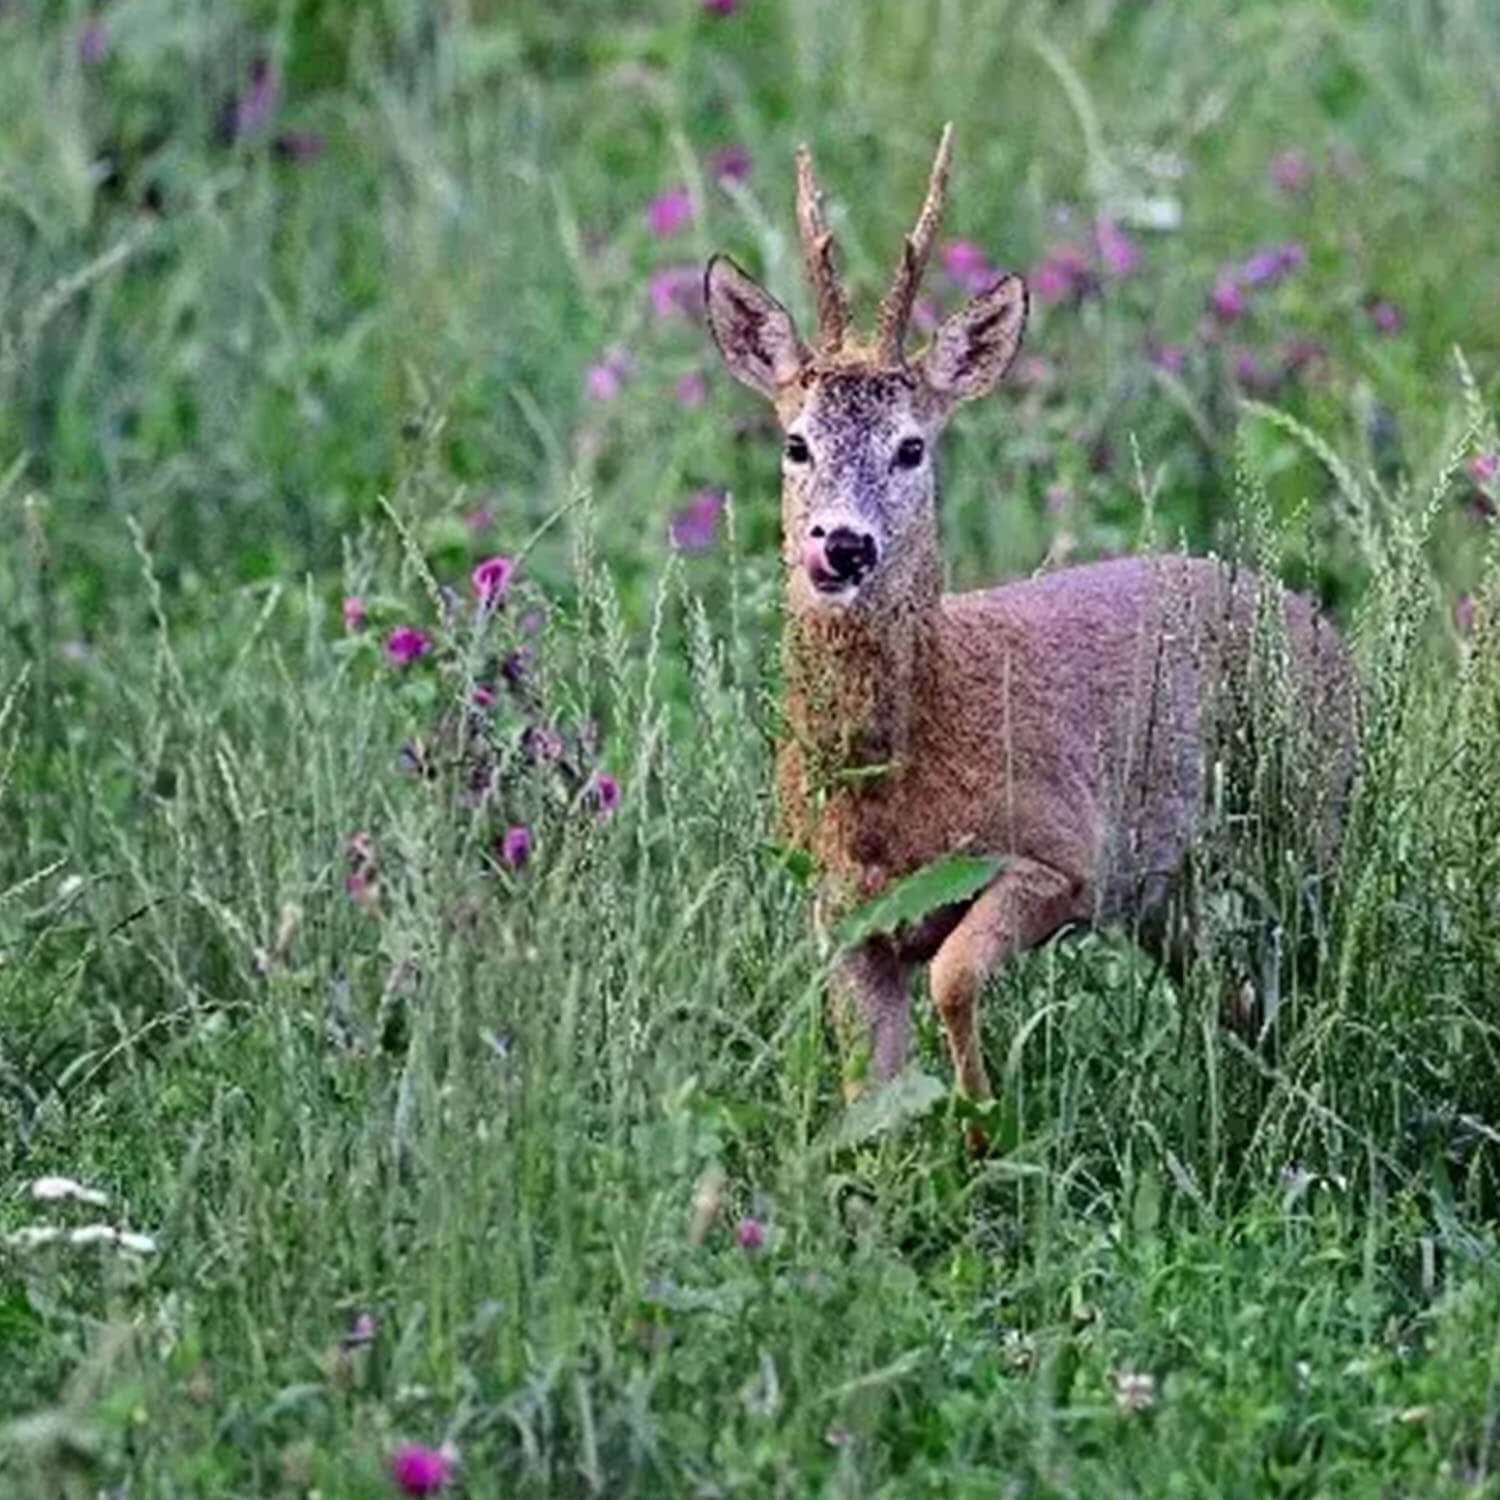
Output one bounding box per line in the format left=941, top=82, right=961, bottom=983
left=875, top=123, right=954, bottom=365
left=795, top=144, right=849, bottom=356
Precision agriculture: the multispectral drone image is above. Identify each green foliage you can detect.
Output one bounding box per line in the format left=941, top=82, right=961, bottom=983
left=2, top=1, right=1500, bottom=1496
left=837, top=854, right=1005, bottom=950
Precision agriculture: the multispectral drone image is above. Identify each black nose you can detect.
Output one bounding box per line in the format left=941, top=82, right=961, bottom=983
left=824, top=527, right=877, bottom=582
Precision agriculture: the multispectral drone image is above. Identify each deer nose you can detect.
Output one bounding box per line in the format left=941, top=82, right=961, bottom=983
left=820, top=526, right=878, bottom=583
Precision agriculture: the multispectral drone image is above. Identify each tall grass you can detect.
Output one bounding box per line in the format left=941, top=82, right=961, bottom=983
left=4, top=1, right=1500, bottom=1495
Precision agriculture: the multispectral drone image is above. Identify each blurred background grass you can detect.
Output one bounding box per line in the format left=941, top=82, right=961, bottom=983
left=4, top=2, right=1500, bottom=1496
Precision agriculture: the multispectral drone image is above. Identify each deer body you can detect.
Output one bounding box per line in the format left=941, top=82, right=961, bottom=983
left=705, top=128, right=1355, bottom=1107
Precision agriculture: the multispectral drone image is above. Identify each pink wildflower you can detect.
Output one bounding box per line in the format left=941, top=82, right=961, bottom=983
left=1269, top=149, right=1310, bottom=194
left=669, top=489, right=724, bottom=552
left=735, top=1216, right=764, bottom=1250
left=649, top=265, right=703, bottom=319
left=1151, top=342, right=1187, bottom=375
left=1241, top=242, right=1304, bottom=287
left=1231, top=346, right=1274, bottom=393
left=585, top=347, right=631, bottom=402
left=941, top=239, right=995, bottom=292
left=77, top=23, right=107, bottom=66
left=471, top=554, right=514, bottom=606
left=1455, top=594, right=1476, bottom=637
left=471, top=684, right=496, bottom=709
left=342, top=595, right=366, bottom=630
left=711, top=143, right=751, bottom=184
left=1095, top=218, right=1138, bottom=277
left=500, top=826, right=533, bottom=869
left=703, top=0, right=739, bottom=13
left=646, top=187, right=692, bottom=237
left=385, top=626, right=430, bottom=666
left=911, top=298, right=940, bottom=335
left=1368, top=298, right=1402, bottom=335
left=1209, top=277, right=1244, bottom=322
left=1032, top=246, right=1092, bottom=302
left=591, top=772, right=621, bottom=818
left=390, top=1441, right=451, bottom=1496
left=231, top=57, right=278, bottom=138
left=1467, top=453, right=1498, bottom=486
left=272, top=131, right=325, bottom=162
left=675, top=370, right=709, bottom=408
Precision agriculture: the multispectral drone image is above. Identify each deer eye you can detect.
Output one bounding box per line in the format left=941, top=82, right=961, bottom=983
left=894, top=436, right=926, bottom=470
left=784, top=433, right=811, bottom=464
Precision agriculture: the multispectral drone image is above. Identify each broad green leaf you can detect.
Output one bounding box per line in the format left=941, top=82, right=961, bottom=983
left=828, top=1069, right=949, bottom=1151
left=836, top=853, right=1003, bottom=950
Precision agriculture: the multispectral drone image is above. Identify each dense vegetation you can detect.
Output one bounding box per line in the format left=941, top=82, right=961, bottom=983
left=3, top=1, right=1500, bottom=1494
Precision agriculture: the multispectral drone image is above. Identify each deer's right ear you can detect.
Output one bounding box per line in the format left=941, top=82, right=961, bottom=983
left=704, top=255, right=808, bottom=400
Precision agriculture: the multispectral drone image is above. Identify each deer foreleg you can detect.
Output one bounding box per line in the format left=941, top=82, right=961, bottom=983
left=928, top=858, right=1082, bottom=1103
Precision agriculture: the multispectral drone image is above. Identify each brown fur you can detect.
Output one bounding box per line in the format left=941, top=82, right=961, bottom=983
left=704, top=134, right=1357, bottom=1117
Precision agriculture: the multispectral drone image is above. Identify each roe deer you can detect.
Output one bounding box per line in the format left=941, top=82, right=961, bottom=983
left=703, top=125, right=1356, bottom=1118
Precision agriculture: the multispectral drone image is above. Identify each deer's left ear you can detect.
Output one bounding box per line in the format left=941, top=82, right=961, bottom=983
left=921, top=274, right=1027, bottom=405
left=704, top=255, right=809, bottom=400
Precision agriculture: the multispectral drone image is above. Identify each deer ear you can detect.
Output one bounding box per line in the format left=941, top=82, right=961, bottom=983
left=704, top=255, right=808, bottom=400
left=922, top=274, right=1027, bottom=404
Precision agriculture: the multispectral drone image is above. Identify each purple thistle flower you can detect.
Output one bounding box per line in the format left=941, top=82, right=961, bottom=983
left=272, top=131, right=325, bottom=162
left=1368, top=298, right=1403, bottom=335
left=940, top=239, right=994, bottom=293
left=649, top=265, right=704, bottom=320
left=675, top=370, right=709, bottom=408
left=501, top=648, right=533, bottom=688
left=735, top=1216, right=764, bottom=1250
left=385, top=626, right=431, bottom=666
left=1269, top=149, right=1310, bottom=194
left=499, top=825, right=533, bottom=869
left=1032, top=245, right=1093, bottom=303
left=1241, top=241, right=1304, bottom=288
left=232, top=57, right=278, bottom=139
left=471, top=684, right=496, bottom=709
left=668, top=489, right=724, bottom=552
left=77, top=22, right=107, bottom=67
left=1150, top=342, right=1187, bottom=375
left=1230, top=346, right=1274, bottom=393
left=471, top=554, right=514, bottom=606
left=703, top=0, right=739, bottom=13
left=343, top=595, right=366, bottom=630
left=1455, top=593, right=1476, bottom=637
left=1470, top=453, right=1499, bottom=486
left=521, top=724, right=564, bottom=764
left=646, top=187, right=693, bottom=237
left=711, top=143, right=752, bottom=184
left=391, top=1442, right=451, bottom=1496
left=1209, top=277, right=1244, bottom=322
left=591, top=772, right=621, bottom=818
left=1095, top=218, right=1138, bottom=277
left=585, top=347, right=631, bottom=402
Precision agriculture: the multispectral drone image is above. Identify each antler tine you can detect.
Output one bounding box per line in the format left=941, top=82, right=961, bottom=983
left=875, top=123, right=955, bottom=364
left=795, top=144, right=849, bottom=356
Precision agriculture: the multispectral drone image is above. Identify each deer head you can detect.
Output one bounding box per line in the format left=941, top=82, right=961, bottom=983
left=704, top=125, right=1028, bottom=613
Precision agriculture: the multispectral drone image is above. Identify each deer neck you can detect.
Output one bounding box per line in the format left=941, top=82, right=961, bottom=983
left=781, top=550, right=942, bottom=791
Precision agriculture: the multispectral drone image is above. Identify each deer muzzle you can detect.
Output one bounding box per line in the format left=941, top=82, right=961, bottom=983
left=803, top=525, right=879, bottom=595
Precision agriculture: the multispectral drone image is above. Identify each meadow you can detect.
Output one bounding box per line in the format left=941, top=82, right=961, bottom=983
left=3, top=0, right=1500, bottom=1494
